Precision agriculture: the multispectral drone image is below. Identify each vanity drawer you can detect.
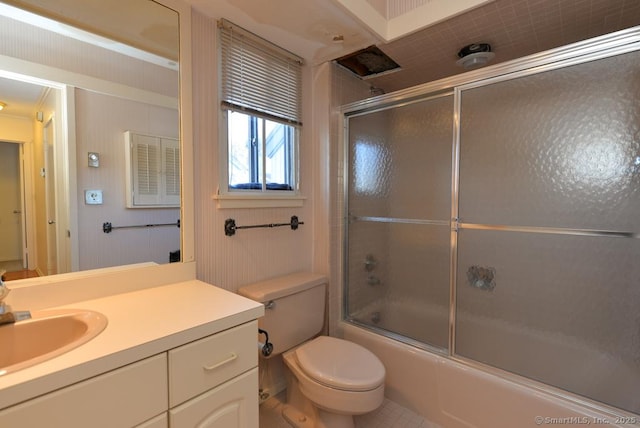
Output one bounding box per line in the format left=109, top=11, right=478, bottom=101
left=168, top=320, right=257, bottom=406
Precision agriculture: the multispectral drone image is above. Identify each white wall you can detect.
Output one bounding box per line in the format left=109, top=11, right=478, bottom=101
left=191, top=10, right=317, bottom=291
left=0, top=115, right=32, bottom=142
left=0, top=12, right=180, bottom=273
left=74, top=89, right=180, bottom=270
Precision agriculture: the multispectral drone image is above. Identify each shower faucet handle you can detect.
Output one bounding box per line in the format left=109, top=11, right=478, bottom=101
left=364, top=254, right=377, bottom=272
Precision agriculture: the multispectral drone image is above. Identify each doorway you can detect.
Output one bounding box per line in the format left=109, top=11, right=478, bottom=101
left=43, top=118, right=58, bottom=275
left=0, top=141, right=24, bottom=271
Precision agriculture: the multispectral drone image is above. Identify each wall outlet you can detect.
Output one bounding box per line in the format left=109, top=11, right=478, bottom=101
left=85, top=190, right=103, bottom=205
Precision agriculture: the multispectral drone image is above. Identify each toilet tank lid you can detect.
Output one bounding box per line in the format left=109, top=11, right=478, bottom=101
left=237, top=272, right=327, bottom=302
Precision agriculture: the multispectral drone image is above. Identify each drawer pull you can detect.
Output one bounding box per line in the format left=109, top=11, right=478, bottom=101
left=203, top=352, right=237, bottom=371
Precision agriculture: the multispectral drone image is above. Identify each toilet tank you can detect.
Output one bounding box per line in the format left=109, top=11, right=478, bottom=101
left=238, top=272, right=327, bottom=356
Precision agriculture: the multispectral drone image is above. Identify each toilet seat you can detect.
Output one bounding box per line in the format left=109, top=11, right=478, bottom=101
left=295, top=336, right=385, bottom=392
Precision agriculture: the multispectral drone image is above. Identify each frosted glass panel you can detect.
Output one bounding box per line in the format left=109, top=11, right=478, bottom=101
left=456, top=229, right=640, bottom=414
left=346, top=93, right=453, bottom=350
left=459, top=50, right=640, bottom=231
left=347, top=220, right=450, bottom=349
left=344, top=43, right=640, bottom=415
left=348, top=95, right=453, bottom=220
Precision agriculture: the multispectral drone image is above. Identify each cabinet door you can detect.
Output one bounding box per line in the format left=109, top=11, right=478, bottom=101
left=169, top=368, right=258, bottom=428
left=0, top=354, right=167, bottom=427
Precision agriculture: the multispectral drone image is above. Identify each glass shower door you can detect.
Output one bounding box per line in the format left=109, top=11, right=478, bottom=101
left=455, top=50, right=640, bottom=414
left=345, top=94, right=453, bottom=350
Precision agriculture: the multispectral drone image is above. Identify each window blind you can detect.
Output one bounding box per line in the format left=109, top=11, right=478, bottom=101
left=219, top=18, right=303, bottom=126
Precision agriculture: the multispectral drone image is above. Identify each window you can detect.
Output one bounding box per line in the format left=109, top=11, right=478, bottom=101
left=217, top=19, right=304, bottom=207
left=228, top=111, right=295, bottom=190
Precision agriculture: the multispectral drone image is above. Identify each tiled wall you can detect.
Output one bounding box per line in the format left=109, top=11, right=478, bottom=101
left=369, top=0, right=640, bottom=93
left=328, top=65, right=373, bottom=335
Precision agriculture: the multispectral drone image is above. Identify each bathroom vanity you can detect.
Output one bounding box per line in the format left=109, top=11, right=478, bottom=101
left=0, top=263, right=264, bottom=427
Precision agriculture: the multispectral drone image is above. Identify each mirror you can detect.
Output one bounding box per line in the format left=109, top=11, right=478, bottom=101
left=0, top=0, right=192, bottom=281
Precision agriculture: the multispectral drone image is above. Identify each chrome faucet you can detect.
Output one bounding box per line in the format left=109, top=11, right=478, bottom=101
left=0, top=270, right=31, bottom=325
left=0, top=269, right=9, bottom=309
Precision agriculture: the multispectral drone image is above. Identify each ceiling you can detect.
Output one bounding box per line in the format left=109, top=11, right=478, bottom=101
left=366, top=0, right=640, bottom=93
left=2, top=0, right=179, bottom=60
left=0, top=77, right=45, bottom=118
left=186, top=0, right=640, bottom=93
left=0, top=0, right=179, bottom=119
left=1, top=0, right=639, bottom=118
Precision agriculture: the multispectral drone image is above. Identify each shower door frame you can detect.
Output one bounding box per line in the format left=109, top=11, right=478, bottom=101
left=341, top=25, right=640, bottom=416
left=342, top=89, right=455, bottom=355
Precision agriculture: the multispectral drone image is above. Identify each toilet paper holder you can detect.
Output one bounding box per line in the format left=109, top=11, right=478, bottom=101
left=258, top=328, right=274, bottom=357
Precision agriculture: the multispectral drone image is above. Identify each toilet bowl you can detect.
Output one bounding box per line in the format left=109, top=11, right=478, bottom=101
left=282, top=336, right=385, bottom=428
left=237, top=272, right=386, bottom=428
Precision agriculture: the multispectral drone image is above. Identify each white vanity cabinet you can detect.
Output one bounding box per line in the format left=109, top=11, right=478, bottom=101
left=0, top=280, right=264, bottom=428
left=0, top=354, right=168, bottom=427
left=0, top=321, right=260, bottom=428
left=168, top=320, right=259, bottom=428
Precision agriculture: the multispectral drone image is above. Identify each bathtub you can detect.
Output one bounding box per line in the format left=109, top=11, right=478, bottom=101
left=343, top=301, right=640, bottom=428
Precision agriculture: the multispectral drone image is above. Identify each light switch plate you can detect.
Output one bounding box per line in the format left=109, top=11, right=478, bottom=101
left=85, top=190, right=103, bottom=205
left=88, top=152, right=100, bottom=167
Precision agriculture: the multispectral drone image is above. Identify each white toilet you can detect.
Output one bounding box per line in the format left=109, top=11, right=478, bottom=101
left=238, top=272, right=385, bottom=428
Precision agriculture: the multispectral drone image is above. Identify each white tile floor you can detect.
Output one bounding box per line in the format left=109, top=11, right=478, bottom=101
left=355, top=398, right=441, bottom=428
left=259, top=393, right=441, bottom=428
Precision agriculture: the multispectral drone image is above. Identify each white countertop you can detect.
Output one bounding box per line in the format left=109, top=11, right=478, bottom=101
left=0, top=279, right=264, bottom=410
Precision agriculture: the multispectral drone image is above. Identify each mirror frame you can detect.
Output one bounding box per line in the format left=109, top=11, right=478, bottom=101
left=2, top=0, right=194, bottom=285
left=161, top=0, right=194, bottom=268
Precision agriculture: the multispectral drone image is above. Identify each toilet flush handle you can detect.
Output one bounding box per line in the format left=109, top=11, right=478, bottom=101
left=264, top=300, right=276, bottom=310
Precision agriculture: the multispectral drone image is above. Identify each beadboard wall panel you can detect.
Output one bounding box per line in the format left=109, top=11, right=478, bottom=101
left=75, top=89, right=180, bottom=270
left=387, top=0, right=430, bottom=19
left=191, top=10, right=314, bottom=292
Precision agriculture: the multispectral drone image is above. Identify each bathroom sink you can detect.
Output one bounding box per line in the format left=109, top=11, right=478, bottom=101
left=0, top=309, right=107, bottom=375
